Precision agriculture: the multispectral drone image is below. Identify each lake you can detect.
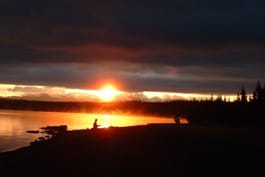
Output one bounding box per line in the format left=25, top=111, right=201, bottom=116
left=0, top=109, right=175, bottom=152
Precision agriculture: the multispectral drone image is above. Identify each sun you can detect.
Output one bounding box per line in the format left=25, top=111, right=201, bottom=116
left=97, top=84, right=119, bottom=102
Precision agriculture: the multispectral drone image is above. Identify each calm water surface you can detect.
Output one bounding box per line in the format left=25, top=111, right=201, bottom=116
left=0, top=109, right=174, bottom=152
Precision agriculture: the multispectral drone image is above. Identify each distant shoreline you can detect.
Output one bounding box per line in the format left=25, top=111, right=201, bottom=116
left=1, top=98, right=265, bottom=126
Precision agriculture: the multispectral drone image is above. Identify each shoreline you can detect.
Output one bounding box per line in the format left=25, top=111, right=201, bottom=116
left=1, top=124, right=265, bottom=176
left=1, top=123, right=262, bottom=153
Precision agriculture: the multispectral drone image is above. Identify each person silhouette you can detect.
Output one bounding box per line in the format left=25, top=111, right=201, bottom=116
left=93, top=118, right=98, bottom=129
left=174, top=115, right=180, bottom=124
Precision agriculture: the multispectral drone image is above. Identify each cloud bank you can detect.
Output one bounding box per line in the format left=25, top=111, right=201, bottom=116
left=0, top=0, right=264, bottom=95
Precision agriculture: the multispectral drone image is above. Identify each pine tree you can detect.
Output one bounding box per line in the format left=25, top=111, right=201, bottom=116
left=253, top=90, right=257, bottom=102
left=240, top=86, right=247, bottom=103
left=253, top=80, right=265, bottom=103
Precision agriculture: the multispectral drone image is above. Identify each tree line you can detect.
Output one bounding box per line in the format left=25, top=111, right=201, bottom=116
left=239, top=80, right=265, bottom=103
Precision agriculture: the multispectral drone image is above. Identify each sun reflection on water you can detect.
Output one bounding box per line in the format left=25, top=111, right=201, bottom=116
left=0, top=110, right=178, bottom=151
left=85, top=113, right=176, bottom=129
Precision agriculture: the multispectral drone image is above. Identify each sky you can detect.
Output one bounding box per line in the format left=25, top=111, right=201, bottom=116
left=0, top=0, right=264, bottom=102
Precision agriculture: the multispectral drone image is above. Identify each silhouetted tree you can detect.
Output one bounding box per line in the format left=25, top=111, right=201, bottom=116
left=210, top=93, right=214, bottom=102
left=255, top=80, right=262, bottom=101
left=240, top=86, right=247, bottom=103
left=216, top=95, right=222, bottom=102
left=263, top=83, right=265, bottom=102
left=236, top=92, right=241, bottom=102
left=253, top=90, right=257, bottom=102
left=253, top=80, right=265, bottom=103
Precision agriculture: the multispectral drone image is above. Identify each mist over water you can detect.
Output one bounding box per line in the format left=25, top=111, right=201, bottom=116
left=0, top=109, right=174, bottom=152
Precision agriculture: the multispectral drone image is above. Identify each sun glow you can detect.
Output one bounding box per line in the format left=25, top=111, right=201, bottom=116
left=98, top=123, right=110, bottom=128
left=97, top=84, right=120, bottom=102
left=0, top=83, right=238, bottom=102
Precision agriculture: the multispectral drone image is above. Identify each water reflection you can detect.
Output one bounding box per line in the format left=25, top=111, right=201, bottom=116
left=88, top=113, right=175, bottom=129
left=179, top=117, right=189, bottom=124
left=0, top=109, right=175, bottom=152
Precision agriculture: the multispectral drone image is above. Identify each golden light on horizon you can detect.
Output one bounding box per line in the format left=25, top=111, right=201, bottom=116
left=97, top=83, right=120, bottom=102
left=0, top=83, right=239, bottom=102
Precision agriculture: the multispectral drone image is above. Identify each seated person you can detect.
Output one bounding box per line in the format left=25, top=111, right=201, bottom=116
left=93, top=118, right=98, bottom=129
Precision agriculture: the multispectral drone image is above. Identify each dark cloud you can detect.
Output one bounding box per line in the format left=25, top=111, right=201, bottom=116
left=0, top=62, right=259, bottom=94
left=0, top=0, right=264, bottom=94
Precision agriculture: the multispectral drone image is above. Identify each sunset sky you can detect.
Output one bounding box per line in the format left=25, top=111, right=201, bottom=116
left=0, top=0, right=264, bottom=102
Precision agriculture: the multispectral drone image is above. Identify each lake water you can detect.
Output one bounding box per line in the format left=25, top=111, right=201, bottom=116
left=0, top=109, right=175, bottom=152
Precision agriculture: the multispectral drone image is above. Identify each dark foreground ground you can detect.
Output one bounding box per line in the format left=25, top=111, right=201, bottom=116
left=1, top=125, right=265, bottom=177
